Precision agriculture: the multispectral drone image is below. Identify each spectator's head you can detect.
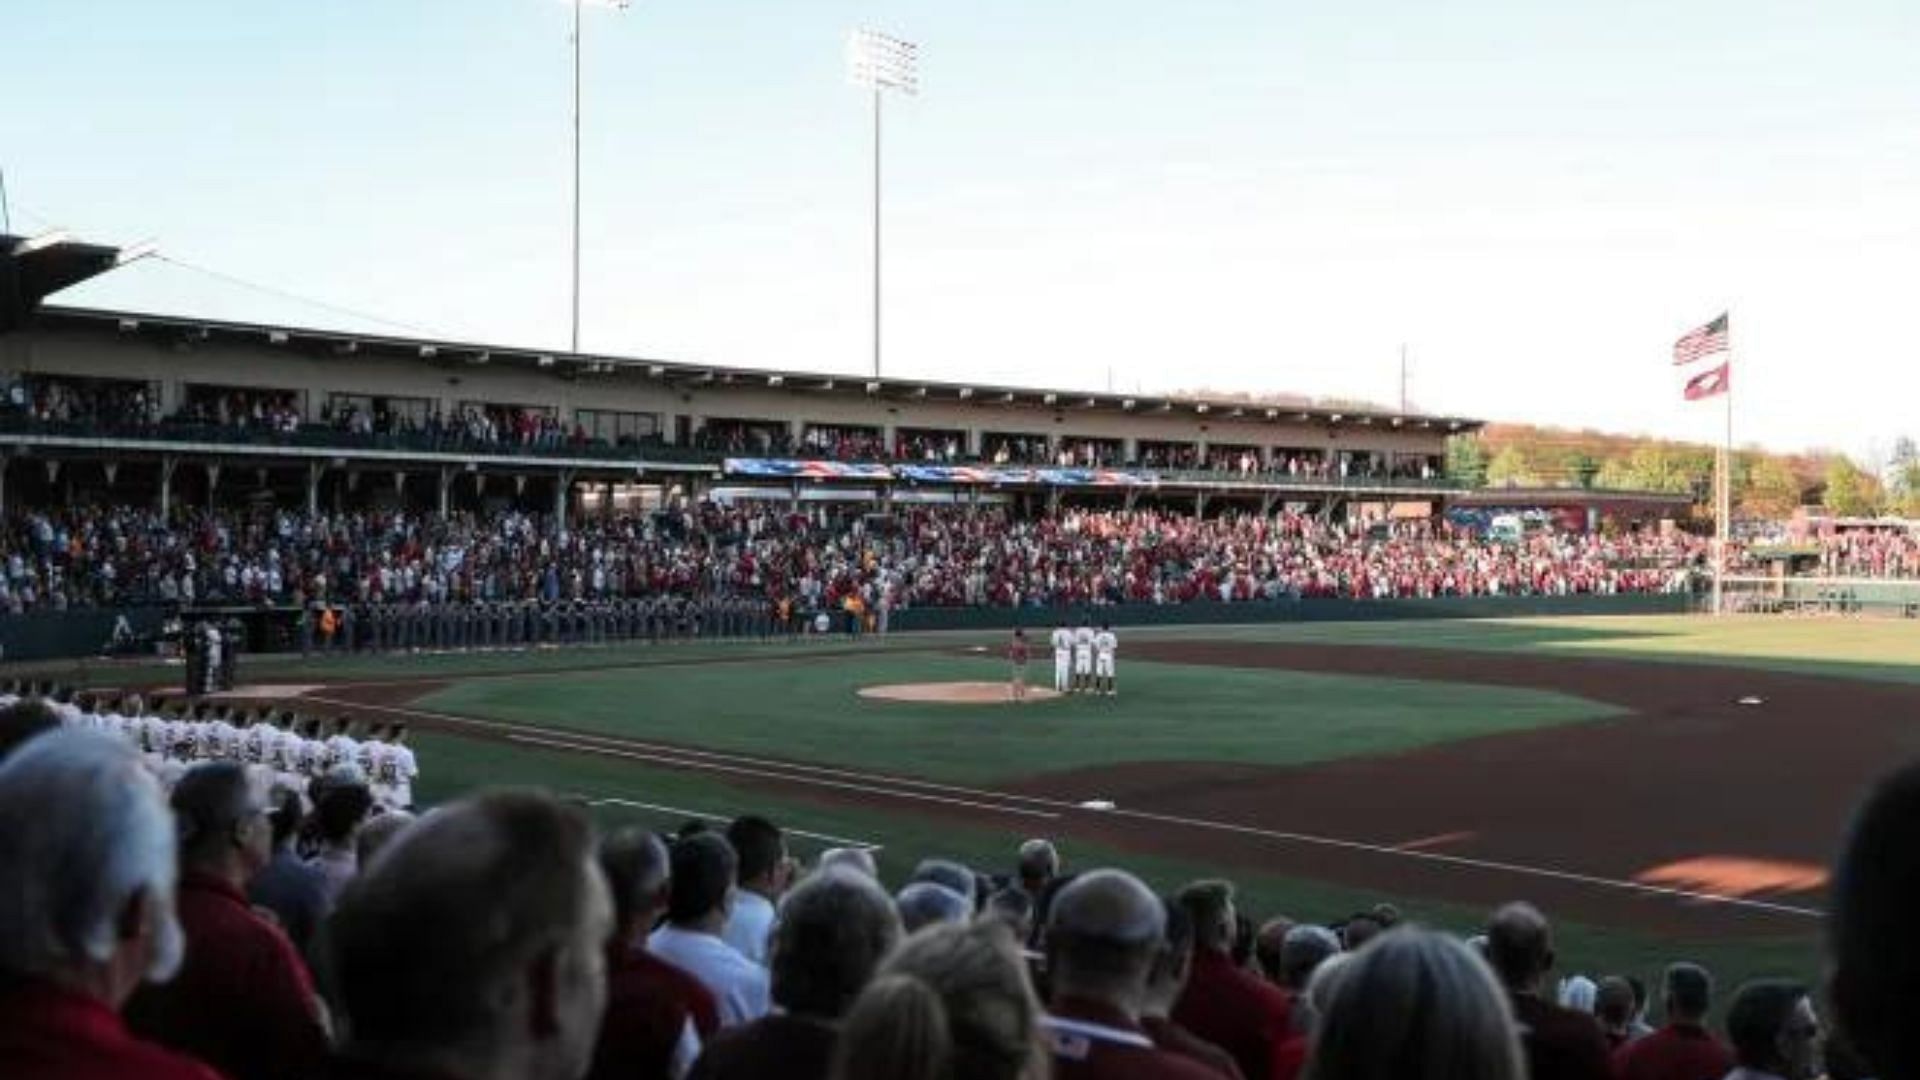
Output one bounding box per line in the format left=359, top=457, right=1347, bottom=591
left=772, top=869, right=902, bottom=1020
left=1596, top=976, right=1636, bottom=1033
left=356, top=810, right=416, bottom=868
left=1832, top=761, right=1920, bottom=1080
left=1663, top=962, right=1713, bottom=1024
left=172, top=760, right=272, bottom=883
left=1726, top=980, right=1820, bottom=1080
left=1281, top=924, right=1344, bottom=991
left=818, top=846, right=879, bottom=880
left=1175, top=879, right=1236, bottom=953
left=0, top=698, right=59, bottom=761
left=1143, top=895, right=1198, bottom=1015
left=1304, top=928, right=1524, bottom=1080
left=832, top=920, right=1044, bottom=1080
left=984, top=887, right=1035, bottom=943
left=0, top=730, right=184, bottom=1007
left=666, top=832, right=736, bottom=930
left=1232, top=912, right=1257, bottom=968
left=598, top=827, right=672, bottom=946
left=1627, top=974, right=1650, bottom=1022
left=1045, top=869, right=1164, bottom=1016
left=1484, top=901, right=1554, bottom=993
left=314, top=780, right=376, bottom=853
left=911, top=859, right=978, bottom=910
left=1559, top=974, right=1598, bottom=1013
left=266, top=785, right=305, bottom=852
left=726, top=814, right=790, bottom=898
left=1342, top=912, right=1385, bottom=952
left=896, top=882, right=971, bottom=934
left=1255, top=916, right=1295, bottom=983
left=1016, top=839, right=1059, bottom=892
left=324, top=791, right=612, bottom=1080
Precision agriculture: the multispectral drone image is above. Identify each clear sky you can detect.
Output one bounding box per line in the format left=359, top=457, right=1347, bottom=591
left=5, top=0, right=1916, bottom=458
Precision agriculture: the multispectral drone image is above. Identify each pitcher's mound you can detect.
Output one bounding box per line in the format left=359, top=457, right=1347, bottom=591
left=859, top=681, right=1062, bottom=704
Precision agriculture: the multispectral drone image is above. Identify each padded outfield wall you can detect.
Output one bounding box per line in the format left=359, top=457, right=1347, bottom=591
left=0, top=595, right=1694, bottom=662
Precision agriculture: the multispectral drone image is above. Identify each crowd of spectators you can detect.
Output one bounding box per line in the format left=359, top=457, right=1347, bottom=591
left=5, top=712, right=1914, bottom=1080
left=0, top=376, right=1458, bottom=483
left=4, top=374, right=162, bottom=428
left=1807, top=530, right=1920, bottom=579
left=0, top=503, right=1722, bottom=614
left=173, top=388, right=303, bottom=435
left=695, top=421, right=794, bottom=458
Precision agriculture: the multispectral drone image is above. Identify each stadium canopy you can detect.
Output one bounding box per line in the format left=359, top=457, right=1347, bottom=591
left=30, top=302, right=1483, bottom=435
left=0, top=231, right=127, bottom=333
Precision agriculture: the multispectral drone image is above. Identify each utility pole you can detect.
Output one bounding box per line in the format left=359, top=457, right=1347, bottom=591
left=1399, top=343, right=1409, bottom=414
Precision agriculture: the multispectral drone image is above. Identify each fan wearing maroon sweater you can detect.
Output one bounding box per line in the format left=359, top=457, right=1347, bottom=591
left=1613, top=963, right=1732, bottom=1080
left=0, top=730, right=220, bottom=1080
left=587, top=827, right=720, bottom=1080
left=1042, top=869, right=1224, bottom=1080
left=1171, top=880, right=1294, bottom=1080
left=1484, top=902, right=1612, bottom=1080
left=125, top=760, right=329, bottom=1080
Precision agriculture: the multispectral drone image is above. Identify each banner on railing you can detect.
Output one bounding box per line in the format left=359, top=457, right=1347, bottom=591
left=724, top=459, right=896, bottom=480
left=727, top=459, right=1161, bottom=486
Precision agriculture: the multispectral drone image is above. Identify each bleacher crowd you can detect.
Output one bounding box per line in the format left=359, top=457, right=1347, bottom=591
left=0, top=503, right=1724, bottom=617
left=3, top=709, right=1915, bottom=1080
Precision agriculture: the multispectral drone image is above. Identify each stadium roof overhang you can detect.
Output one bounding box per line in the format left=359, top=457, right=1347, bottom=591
left=27, top=305, right=1484, bottom=436
left=0, top=233, right=128, bottom=333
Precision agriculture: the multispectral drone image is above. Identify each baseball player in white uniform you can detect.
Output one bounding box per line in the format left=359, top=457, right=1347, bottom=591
left=1093, top=624, right=1119, bottom=697
left=1049, top=625, right=1074, bottom=693
left=1070, top=621, right=1096, bottom=694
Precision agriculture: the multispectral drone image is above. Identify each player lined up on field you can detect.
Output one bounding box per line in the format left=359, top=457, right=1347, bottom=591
left=0, top=680, right=418, bottom=808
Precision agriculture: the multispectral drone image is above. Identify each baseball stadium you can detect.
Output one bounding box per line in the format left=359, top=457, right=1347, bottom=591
left=5, top=7, right=1920, bottom=1080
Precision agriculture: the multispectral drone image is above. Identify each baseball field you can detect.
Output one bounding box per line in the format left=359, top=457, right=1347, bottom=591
left=60, top=612, right=1920, bottom=1001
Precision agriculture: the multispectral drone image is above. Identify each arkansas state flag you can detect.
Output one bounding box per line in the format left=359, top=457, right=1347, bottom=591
left=1684, top=361, right=1730, bottom=401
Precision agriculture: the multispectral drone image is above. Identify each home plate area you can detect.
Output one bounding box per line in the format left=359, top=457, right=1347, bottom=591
left=857, top=681, right=1063, bottom=704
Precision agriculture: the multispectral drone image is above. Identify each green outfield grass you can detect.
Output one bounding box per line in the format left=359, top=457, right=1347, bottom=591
left=408, top=652, right=1621, bottom=783
left=1146, top=614, right=1920, bottom=683
left=414, top=729, right=1821, bottom=1006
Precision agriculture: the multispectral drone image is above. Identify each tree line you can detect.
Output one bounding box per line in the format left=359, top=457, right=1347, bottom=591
left=1445, top=425, right=1920, bottom=520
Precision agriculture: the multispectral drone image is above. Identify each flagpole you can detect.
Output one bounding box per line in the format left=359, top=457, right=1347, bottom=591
left=1714, top=323, right=1733, bottom=616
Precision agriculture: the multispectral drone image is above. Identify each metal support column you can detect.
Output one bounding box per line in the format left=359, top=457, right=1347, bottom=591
left=159, top=456, right=176, bottom=517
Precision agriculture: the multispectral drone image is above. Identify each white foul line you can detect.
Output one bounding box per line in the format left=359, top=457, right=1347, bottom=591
left=306, top=693, right=1823, bottom=919
left=579, top=795, right=881, bottom=850
left=510, top=733, right=1059, bottom=820
left=304, top=693, right=1067, bottom=807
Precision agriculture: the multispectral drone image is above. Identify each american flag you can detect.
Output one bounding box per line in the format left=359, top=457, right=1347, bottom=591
left=1673, top=313, right=1729, bottom=365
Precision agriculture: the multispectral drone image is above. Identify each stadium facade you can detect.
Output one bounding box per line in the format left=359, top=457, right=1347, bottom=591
left=2, top=232, right=1476, bottom=520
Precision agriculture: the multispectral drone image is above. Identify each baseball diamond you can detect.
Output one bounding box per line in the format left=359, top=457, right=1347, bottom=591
left=7, top=19, right=1920, bottom=1079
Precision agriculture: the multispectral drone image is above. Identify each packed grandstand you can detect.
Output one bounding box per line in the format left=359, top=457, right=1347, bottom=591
left=0, top=503, right=1740, bottom=617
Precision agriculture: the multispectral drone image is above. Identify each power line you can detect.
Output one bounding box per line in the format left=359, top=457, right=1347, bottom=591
left=152, top=254, right=449, bottom=338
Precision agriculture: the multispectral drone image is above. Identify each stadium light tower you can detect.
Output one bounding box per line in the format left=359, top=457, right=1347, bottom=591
left=846, top=29, right=918, bottom=379
left=568, top=0, right=631, bottom=355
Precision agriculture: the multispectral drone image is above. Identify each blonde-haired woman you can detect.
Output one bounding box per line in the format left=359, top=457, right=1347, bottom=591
left=1304, top=928, right=1524, bottom=1080
left=831, top=920, right=1049, bottom=1080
